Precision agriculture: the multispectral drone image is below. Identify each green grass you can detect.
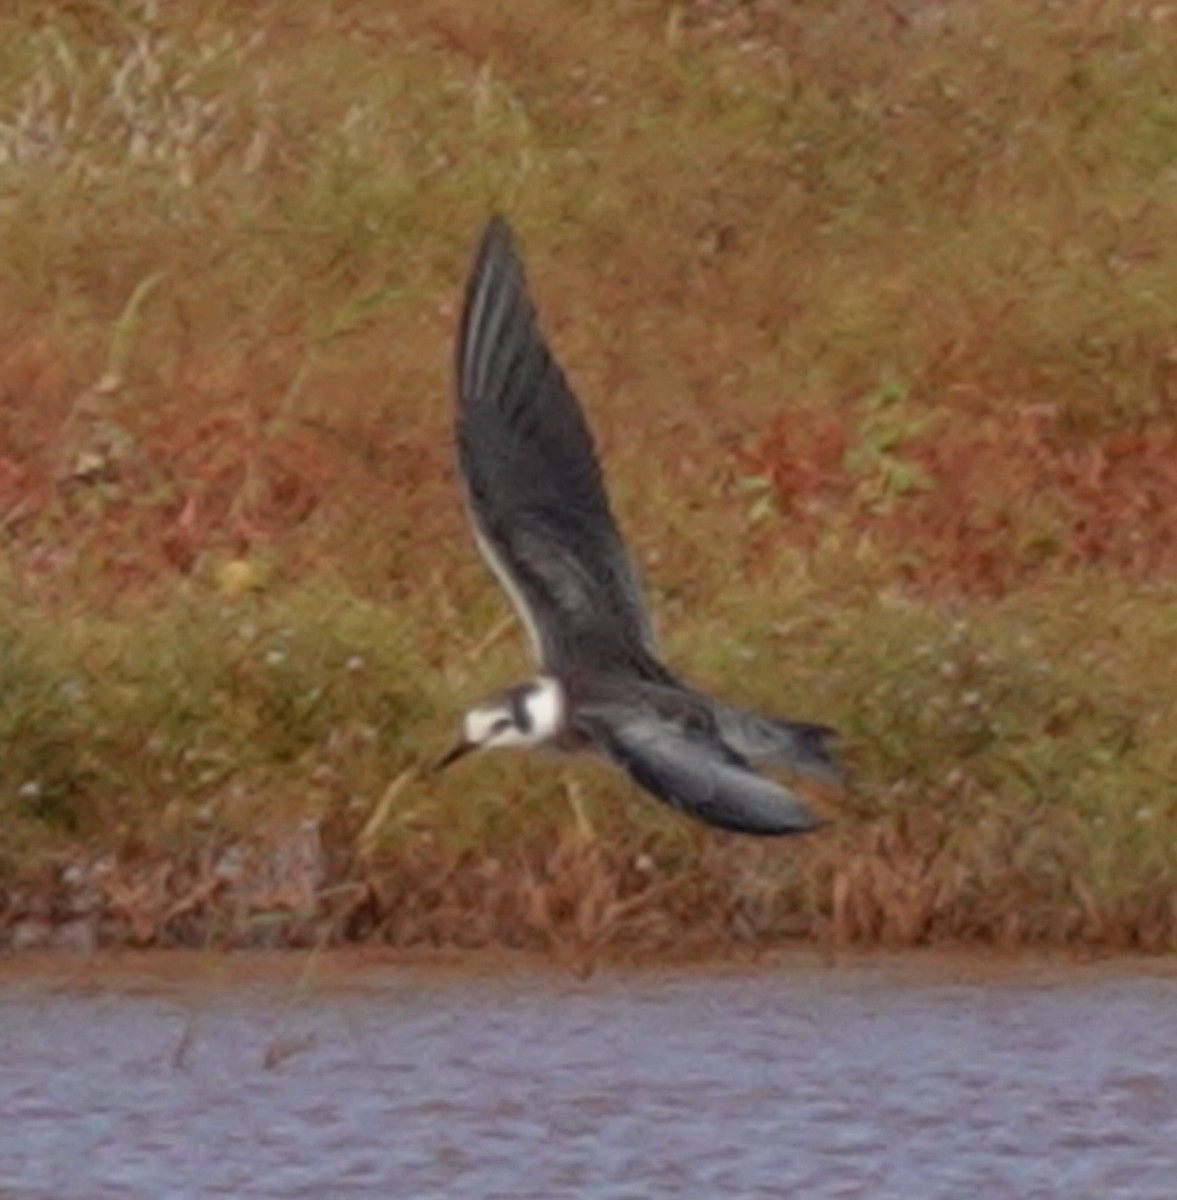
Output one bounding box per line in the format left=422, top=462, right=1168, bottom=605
left=1, top=563, right=1175, bottom=950
left=2, top=0, right=1177, bottom=951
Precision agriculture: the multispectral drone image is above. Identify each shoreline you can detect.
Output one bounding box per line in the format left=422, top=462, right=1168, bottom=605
left=3, top=943, right=1176, bottom=990
left=5, top=823, right=1176, bottom=961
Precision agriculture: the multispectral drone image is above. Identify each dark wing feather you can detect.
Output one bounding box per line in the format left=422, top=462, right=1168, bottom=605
left=455, top=217, right=655, bottom=672
left=589, top=711, right=824, bottom=837
left=709, top=702, right=842, bottom=785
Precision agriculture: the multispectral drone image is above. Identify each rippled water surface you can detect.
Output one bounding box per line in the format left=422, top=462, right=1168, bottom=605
left=2, top=955, right=1176, bottom=1198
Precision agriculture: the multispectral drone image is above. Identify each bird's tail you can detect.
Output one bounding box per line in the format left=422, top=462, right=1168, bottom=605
left=712, top=704, right=842, bottom=786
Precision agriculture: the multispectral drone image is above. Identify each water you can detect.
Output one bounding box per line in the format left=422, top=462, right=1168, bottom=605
left=2, top=955, right=1176, bottom=1198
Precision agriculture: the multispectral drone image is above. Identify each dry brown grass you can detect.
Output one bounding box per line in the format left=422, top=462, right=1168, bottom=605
left=2, top=0, right=1177, bottom=957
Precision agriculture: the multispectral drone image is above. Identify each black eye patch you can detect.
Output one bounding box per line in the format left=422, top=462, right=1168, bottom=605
left=509, top=689, right=532, bottom=733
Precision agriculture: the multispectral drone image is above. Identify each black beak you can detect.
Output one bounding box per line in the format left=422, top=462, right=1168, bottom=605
left=432, top=739, right=476, bottom=774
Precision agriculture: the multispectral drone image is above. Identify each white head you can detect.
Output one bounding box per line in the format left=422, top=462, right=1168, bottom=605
left=434, top=676, right=566, bottom=772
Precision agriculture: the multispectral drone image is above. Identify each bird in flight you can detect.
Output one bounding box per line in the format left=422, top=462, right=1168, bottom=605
left=434, top=216, right=840, bottom=836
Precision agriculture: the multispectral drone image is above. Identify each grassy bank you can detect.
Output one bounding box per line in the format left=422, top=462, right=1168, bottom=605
left=2, top=0, right=1176, bottom=955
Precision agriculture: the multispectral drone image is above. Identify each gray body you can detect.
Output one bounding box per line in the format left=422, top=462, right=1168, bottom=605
left=445, top=216, right=840, bottom=836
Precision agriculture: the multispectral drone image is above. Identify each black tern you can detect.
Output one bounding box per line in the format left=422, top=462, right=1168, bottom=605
left=436, top=216, right=840, bottom=836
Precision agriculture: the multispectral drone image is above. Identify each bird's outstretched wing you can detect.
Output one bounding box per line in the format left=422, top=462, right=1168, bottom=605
left=455, top=216, right=655, bottom=672
left=590, top=711, right=824, bottom=837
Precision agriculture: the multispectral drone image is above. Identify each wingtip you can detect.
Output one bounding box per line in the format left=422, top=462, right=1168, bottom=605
left=457, top=214, right=532, bottom=404
left=718, top=793, right=830, bottom=838
left=793, top=805, right=832, bottom=836
left=464, top=212, right=528, bottom=295
left=766, top=791, right=829, bottom=837
left=482, top=211, right=514, bottom=240
left=473, top=213, right=519, bottom=270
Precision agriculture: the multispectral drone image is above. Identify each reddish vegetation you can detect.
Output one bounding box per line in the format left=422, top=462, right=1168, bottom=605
left=8, top=320, right=1177, bottom=605
left=748, top=399, right=1177, bottom=596
left=0, top=334, right=457, bottom=597
left=8, top=811, right=1175, bottom=958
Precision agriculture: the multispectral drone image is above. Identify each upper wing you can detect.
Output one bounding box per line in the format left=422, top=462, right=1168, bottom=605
left=455, top=216, right=656, bottom=671
left=590, top=711, right=824, bottom=837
